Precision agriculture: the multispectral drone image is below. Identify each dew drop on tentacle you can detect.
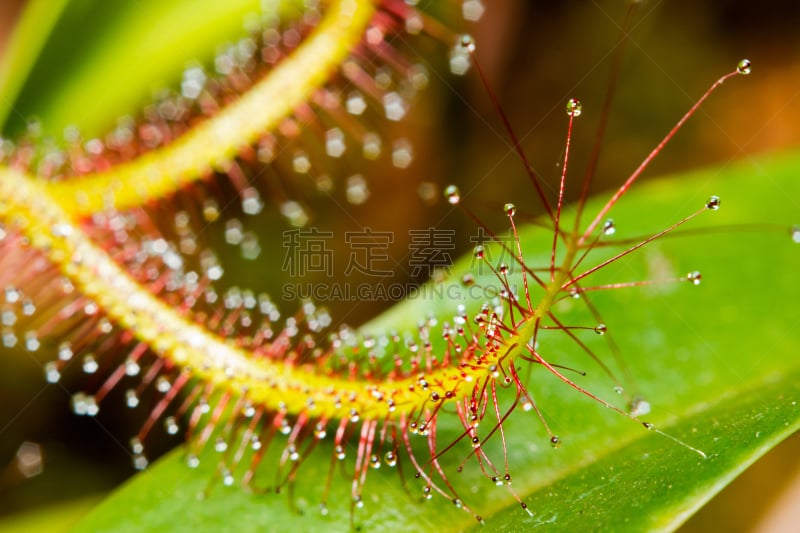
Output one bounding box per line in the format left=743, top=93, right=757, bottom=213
left=602, top=219, right=616, bottom=236
left=124, top=389, right=139, bottom=409
left=459, top=34, right=476, bottom=54
left=444, top=184, right=461, bottom=205
left=71, top=393, right=99, bottom=416
left=24, top=331, right=39, bottom=352
left=370, top=454, right=381, bottom=469
left=687, top=271, right=702, bottom=286
left=82, top=354, right=98, bottom=374
left=504, top=203, right=516, bottom=216
left=594, top=324, right=607, bottom=335
left=186, top=454, right=200, bottom=469
left=450, top=35, right=474, bottom=75
left=44, top=361, right=60, bottom=383
left=737, top=59, right=752, bottom=75
left=164, top=416, right=180, bottom=435
left=566, top=98, right=582, bottom=117
left=705, top=195, right=721, bottom=211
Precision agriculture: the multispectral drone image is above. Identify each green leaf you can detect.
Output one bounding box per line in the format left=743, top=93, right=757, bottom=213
left=0, top=0, right=70, bottom=129
left=73, top=151, right=800, bottom=532
left=1, top=0, right=265, bottom=138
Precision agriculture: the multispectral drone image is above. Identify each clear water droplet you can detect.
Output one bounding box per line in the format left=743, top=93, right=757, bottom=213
left=550, top=435, right=561, bottom=448
left=362, top=132, right=382, bottom=160
left=292, top=151, right=311, bottom=174
left=241, top=187, right=263, bottom=215
left=25, top=332, right=39, bottom=352
left=602, top=219, right=616, bottom=235
left=384, top=451, right=397, bottom=467
left=737, top=59, right=752, bottom=75
left=71, top=393, right=98, bottom=416
left=630, top=397, right=651, bottom=416
left=129, top=437, right=144, bottom=454
left=4, top=286, right=20, bottom=303
left=687, top=271, right=702, bottom=285
left=280, top=200, right=309, bottom=228
left=44, top=362, right=60, bottom=383
left=125, top=389, right=139, bottom=408
left=594, top=324, right=607, bottom=335
left=462, top=0, right=485, bottom=21
left=21, top=299, right=35, bottom=316
left=370, top=454, right=381, bottom=469
left=202, top=199, right=220, bottom=222
left=125, top=357, right=140, bottom=376
left=504, top=203, right=516, bottom=216
left=186, top=454, right=200, bottom=468
left=156, top=376, right=171, bottom=393
left=444, top=184, right=461, bottom=205
left=459, top=34, right=476, bottom=53
left=2, top=330, right=16, bottom=348
left=473, top=245, right=485, bottom=259
left=346, top=91, right=367, bottom=115
left=1, top=310, right=16, bottom=327
left=450, top=40, right=471, bottom=76
left=392, top=139, right=413, bottom=168
left=82, top=354, right=98, bottom=374
left=461, top=273, right=475, bottom=287
left=58, top=342, right=73, bottom=361
left=346, top=175, right=370, bottom=205
left=383, top=92, right=407, bottom=121
left=705, top=195, right=721, bottom=210
left=164, top=416, right=179, bottom=435
left=566, top=98, right=582, bottom=117
left=325, top=128, right=346, bottom=158
left=288, top=445, right=299, bottom=461
left=790, top=225, right=800, bottom=244
left=133, top=454, right=148, bottom=470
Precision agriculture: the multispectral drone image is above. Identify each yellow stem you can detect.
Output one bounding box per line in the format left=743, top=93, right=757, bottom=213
left=44, top=0, right=376, bottom=217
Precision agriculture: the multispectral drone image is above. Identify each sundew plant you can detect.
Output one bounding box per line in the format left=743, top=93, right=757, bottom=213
left=0, top=1, right=798, bottom=532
